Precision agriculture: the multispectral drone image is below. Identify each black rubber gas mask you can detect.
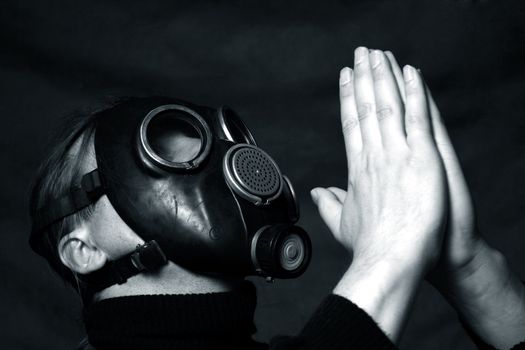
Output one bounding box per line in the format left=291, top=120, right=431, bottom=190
left=31, top=97, right=311, bottom=293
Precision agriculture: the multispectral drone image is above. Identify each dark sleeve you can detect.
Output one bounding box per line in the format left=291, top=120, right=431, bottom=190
left=269, top=294, right=397, bottom=350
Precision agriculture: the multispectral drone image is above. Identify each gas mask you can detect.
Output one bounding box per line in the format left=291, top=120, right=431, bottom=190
left=31, top=97, right=311, bottom=293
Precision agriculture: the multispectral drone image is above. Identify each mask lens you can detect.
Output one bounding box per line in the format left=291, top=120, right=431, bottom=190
left=219, top=107, right=257, bottom=145
left=140, top=105, right=212, bottom=170
left=282, top=175, right=299, bottom=223
left=147, top=112, right=202, bottom=163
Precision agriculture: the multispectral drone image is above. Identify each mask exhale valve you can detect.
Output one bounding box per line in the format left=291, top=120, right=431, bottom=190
left=223, top=144, right=283, bottom=205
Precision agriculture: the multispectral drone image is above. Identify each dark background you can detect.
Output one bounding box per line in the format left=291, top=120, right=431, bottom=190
left=1, top=1, right=524, bottom=349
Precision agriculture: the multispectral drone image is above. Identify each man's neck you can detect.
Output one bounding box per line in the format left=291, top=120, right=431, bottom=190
left=93, top=262, right=243, bottom=302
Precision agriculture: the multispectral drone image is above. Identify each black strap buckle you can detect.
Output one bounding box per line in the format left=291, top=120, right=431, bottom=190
left=81, top=169, right=105, bottom=198
left=78, top=240, right=168, bottom=300
left=130, top=240, right=168, bottom=272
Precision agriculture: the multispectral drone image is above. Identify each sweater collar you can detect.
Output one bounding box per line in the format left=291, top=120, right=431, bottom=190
left=83, top=281, right=260, bottom=349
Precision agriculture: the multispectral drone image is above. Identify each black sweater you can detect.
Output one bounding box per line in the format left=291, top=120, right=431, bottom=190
left=82, top=281, right=525, bottom=350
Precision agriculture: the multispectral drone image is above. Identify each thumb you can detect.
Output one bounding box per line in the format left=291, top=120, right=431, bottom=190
left=311, top=187, right=343, bottom=238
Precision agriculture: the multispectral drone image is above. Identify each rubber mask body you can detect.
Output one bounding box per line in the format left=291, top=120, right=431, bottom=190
left=94, top=97, right=307, bottom=278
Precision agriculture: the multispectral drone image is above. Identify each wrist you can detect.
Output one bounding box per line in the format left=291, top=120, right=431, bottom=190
left=435, top=239, right=508, bottom=301
left=334, top=257, right=425, bottom=342
left=434, top=240, right=525, bottom=349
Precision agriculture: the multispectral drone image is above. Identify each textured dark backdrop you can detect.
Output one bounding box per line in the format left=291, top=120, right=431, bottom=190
left=1, top=1, right=524, bottom=349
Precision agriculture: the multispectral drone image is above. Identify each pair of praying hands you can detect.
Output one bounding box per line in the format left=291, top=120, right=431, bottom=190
left=311, top=47, right=525, bottom=348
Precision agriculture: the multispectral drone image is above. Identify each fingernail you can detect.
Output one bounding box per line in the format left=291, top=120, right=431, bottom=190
left=310, top=188, right=320, bottom=204
left=339, top=67, right=352, bottom=85
left=403, top=65, right=416, bottom=82
left=354, top=47, right=368, bottom=64
left=369, top=50, right=382, bottom=69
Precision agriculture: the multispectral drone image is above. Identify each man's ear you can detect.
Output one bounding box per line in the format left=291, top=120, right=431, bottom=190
left=58, top=225, right=108, bottom=275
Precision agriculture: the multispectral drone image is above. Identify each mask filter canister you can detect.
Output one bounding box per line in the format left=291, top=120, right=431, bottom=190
left=251, top=224, right=311, bottom=279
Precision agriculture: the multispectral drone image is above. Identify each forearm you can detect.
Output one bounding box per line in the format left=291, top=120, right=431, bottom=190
left=334, top=258, right=425, bottom=344
left=436, top=240, right=525, bottom=349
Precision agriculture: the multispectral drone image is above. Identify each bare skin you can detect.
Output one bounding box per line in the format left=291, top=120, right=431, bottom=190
left=58, top=138, right=242, bottom=300
left=312, top=47, right=448, bottom=342
left=385, top=52, right=525, bottom=349
left=312, top=48, right=525, bottom=347
left=58, top=46, right=525, bottom=348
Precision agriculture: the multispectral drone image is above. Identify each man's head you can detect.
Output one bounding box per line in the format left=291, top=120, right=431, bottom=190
left=28, top=100, right=145, bottom=291
left=29, top=97, right=310, bottom=298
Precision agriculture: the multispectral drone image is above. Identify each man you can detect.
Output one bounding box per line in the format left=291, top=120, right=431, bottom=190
left=29, top=48, right=525, bottom=349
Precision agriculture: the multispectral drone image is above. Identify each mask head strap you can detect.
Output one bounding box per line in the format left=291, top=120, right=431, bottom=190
left=31, top=169, right=105, bottom=243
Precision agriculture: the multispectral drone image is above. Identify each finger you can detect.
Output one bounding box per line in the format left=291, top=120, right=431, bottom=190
left=384, top=51, right=406, bottom=103
left=404, top=65, right=433, bottom=150
left=425, top=85, right=472, bottom=212
left=311, top=187, right=342, bottom=238
left=369, top=50, right=407, bottom=149
left=340, top=67, right=363, bottom=157
left=426, top=86, right=456, bottom=159
left=353, top=47, right=382, bottom=150
left=326, top=187, right=347, bottom=203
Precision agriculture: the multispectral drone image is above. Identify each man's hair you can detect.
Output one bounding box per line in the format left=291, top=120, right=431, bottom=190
left=28, top=102, right=112, bottom=287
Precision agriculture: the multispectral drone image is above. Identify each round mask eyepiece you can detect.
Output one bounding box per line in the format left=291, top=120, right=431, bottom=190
left=223, top=144, right=283, bottom=205
left=251, top=224, right=311, bottom=279
left=218, top=106, right=257, bottom=145
left=139, top=104, right=212, bottom=171
left=282, top=175, right=300, bottom=223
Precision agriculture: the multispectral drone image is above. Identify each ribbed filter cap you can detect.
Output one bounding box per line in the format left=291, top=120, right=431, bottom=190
left=254, top=224, right=311, bottom=279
